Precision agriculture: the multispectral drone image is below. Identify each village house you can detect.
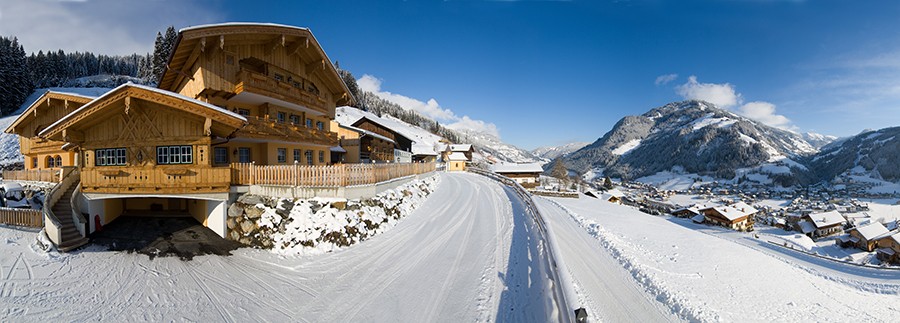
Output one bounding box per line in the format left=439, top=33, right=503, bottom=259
left=2, top=23, right=436, bottom=251
left=601, top=189, right=625, bottom=204
left=332, top=121, right=397, bottom=163
left=799, top=210, right=846, bottom=238
left=442, top=144, right=474, bottom=162
left=875, top=233, right=900, bottom=265
left=447, top=151, right=468, bottom=171
left=844, top=222, right=891, bottom=252
left=671, top=203, right=710, bottom=218
left=343, top=115, right=438, bottom=163
left=698, top=202, right=758, bottom=231
left=491, top=163, right=543, bottom=188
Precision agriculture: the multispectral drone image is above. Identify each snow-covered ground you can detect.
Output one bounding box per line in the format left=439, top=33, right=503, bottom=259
left=0, top=172, right=558, bottom=322
left=541, top=194, right=900, bottom=322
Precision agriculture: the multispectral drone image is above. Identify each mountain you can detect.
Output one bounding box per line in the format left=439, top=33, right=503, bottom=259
left=452, top=129, right=544, bottom=164
left=560, top=100, right=819, bottom=186
left=532, top=142, right=590, bottom=161
left=808, top=127, right=900, bottom=184
left=802, top=132, right=838, bottom=149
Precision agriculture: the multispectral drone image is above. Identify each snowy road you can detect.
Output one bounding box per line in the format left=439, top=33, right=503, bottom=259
left=0, top=172, right=556, bottom=322
left=536, top=197, right=680, bottom=322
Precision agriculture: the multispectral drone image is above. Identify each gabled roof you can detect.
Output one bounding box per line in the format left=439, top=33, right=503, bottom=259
left=710, top=205, right=749, bottom=221
left=159, top=22, right=353, bottom=106
left=492, top=163, right=543, bottom=174
left=338, top=124, right=396, bottom=144
left=448, top=144, right=473, bottom=152
left=4, top=90, right=98, bottom=135
left=40, top=83, right=247, bottom=139
left=447, top=152, right=468, bottom=161
left=729, top=201, right=758, bottom=215
left=805, top=210, right=846, bottom=229
left=853, top=222, right=890, bottom=241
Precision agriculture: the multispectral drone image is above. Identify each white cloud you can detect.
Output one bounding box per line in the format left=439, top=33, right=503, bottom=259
left=0, top=1, right=223, bottom=55
left=736, top=101, right=795, bottom=131
left=447, top=116, right=501, bottom=138
left=675, top=76, right=796, bottom=130
left=357, top=74, right=502, bottom=137
left=654, top=73, right=678, bottom=85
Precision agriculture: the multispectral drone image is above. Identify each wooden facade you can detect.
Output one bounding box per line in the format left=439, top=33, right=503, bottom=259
left=4, top=91, right=95, bottom=170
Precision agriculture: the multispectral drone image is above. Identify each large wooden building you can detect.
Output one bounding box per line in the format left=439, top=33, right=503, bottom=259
left=5, top=23, right=360, bottom=249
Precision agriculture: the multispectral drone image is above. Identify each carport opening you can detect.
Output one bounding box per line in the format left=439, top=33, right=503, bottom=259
left=91, top=197, right=239, bottom=260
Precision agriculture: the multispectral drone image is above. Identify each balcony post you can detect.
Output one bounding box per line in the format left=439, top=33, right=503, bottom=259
left=249, top=161, right=256, bottom=185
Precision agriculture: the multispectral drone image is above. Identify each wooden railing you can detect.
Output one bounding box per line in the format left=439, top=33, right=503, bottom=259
left=236, top=69, right=327, bottom=113
left=81, top=166, right=232, bottom=193
left=0, top=208, right=42, bottom=227
left=230, top=162, right=436, bottom=187
left=244, top=116, right=338, bottom=146
left=43, top=167, right=78, bottom=246
left=2, top=168, right=61, bottom=182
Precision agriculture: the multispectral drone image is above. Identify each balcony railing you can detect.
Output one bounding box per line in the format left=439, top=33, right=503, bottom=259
left=81, top=166, right=232, bottom=193
left=2, top=168, right=61, bottom=182
left=230, top=162, right=436, bottom=187
left=240, top=116, right=338, bottom=147
left=235, top=69, right=327, bottom=114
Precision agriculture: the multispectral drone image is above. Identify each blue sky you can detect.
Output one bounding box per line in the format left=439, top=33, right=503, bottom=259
left=2, top=1, right=900, bottom=150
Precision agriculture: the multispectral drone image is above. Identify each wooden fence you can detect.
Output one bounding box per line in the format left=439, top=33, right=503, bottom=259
left=231, top=162, right=436, bottom=187
left=2, top=168, right=60, bottom=182
left=0, top=208, right=42, bottom=227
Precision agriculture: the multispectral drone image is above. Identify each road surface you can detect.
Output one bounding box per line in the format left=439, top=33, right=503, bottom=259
left=0, top=172, right=556, bottom=322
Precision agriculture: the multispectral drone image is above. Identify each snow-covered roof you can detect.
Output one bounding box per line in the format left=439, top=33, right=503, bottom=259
left=604, top=188, right=625, bottom=198
left=729, top=201, right=758, bottom=215
left=338, top=124, right=396, bottom=144
left=798, top=221, right=816, bottom=234
left=692, top=214, right=706, bottom=223
left=336, top=107, right=442, bottom=157
left=447, top=152, right=468, bottom=161
left=179, top=22, right=309, bottom=33
left=805, top=210, right=845, bottom=229
left=891, top=233, right=900, bottom=245
left=448, top=144, right=472, bottom=152
left=40, top=83, right=247, bottom=137
left=330, top=146, right=346, bottom=153
left=492, top=163, right=543, bottom=174
left=712, top=205, right=750, bottom=221
left=854, top=222, right=890, bottom=241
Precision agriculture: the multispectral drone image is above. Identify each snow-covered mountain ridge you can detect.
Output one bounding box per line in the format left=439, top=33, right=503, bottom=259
left=531, top=142, right=589, bottom=161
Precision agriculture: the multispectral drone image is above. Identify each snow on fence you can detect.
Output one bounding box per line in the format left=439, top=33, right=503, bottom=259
left=1, top=168, right=61, bottom=182
left=231, top=162, right=436, bottom=187
left=468, top=167, right=584, bottom=323
left=0, top=208, right=42, bottom=227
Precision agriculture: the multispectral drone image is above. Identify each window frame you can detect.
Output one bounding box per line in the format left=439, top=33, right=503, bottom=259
left=96, top=148, right=127, bottom=166
left=238, top=147, right=251, bottom=163
left=293, top=149, right=301, bottom=163
left=213, top=147, right=228, bottom=165
left=305, top=150, right=313, bottom=165
left=277, top=148, right=287, bottom=163
left=316, top=121, right=324, bottom=131
left=156, top=145, right=193, bottom=165
left=318, top=150, right=325, bottom=163
left=277, top=112, right=286, bottom=123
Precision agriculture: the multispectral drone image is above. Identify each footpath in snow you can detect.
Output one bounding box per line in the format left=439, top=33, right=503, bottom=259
left=0, top=172, right=557, bottom=322
left=542, top=194, right=900, bottom=322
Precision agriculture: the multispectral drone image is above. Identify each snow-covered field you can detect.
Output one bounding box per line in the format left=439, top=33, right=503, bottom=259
left=541, top=194, right=900, bottom=322
left=0, top=173, right=559, bottom=322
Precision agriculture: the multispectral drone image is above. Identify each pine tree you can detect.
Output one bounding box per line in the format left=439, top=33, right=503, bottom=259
left=0, top=37, right=33, bottom=115
left=603, top=176, right=614, bottom=190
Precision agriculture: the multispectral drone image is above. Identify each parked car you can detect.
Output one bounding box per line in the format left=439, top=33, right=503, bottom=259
left=1, top=183, right=31, bottom=209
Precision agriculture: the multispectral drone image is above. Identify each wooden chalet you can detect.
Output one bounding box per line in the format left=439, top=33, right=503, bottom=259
left=491, top=163, right=543, bottom=188
left=699, top=202, right=758, bottom=232
left=0, top=23, right=434, bottom=251
left=846, top=222, right=890, bottom=252
left=875, top=233, right=900, bottom=264
left=801, top=211, right=846, bottom=238
left=333, top=121, right=396, bottom=163
left=442, top=144, right=474, bottom=162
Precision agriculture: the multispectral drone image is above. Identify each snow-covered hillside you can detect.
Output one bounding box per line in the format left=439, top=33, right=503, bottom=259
left=453, top=128, right=544, bottom=164
left=0, top=87, right=110, bottom=167
left=531, top=142, right=589, bottom=161
left=808, top=126, right=900, bottom=187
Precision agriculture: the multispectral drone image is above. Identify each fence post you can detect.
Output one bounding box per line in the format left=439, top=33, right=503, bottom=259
left=294, top=161, right=299, bottom=187
left=249, top=161, right=255, bottom=185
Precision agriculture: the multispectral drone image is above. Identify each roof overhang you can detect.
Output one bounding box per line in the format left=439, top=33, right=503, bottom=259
left=4, top=91, right=96, bottom=136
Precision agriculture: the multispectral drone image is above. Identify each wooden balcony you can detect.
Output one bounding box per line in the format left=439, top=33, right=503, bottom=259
left=236, top=116, right=338, bottom=147
left=234, top=69, right=328, bottom=114
left=230, top=162, right=436, bottom=187
left=81, top=166, right=232, bottom=193
left=2, top=168, right=61, bottom=182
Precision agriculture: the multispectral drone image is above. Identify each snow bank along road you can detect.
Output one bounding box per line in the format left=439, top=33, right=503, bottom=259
left=0, top=172, right=558, bottom=322
left=544, top=194, right=900, bottom=322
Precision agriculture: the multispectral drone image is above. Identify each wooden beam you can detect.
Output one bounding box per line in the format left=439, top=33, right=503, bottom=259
left=62, top=129, right=84, bottom=143
left=305, top=59, right=324, bottom=74
left=285, top=38, right=307, bottom=57
left=202, top=35, right=225, bottom=59
left=266, top=34, right=286, bottom=55
left=173, top=41, right=204, bottom=89
left=204, top=117, right=213, bottom=136
left=124, top=96, right=131, bottom=115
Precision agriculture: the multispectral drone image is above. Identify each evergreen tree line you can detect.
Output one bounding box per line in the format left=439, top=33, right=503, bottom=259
left=0, top=26, right=178, bottom=116
left=337, top=67, right=461, bottom=144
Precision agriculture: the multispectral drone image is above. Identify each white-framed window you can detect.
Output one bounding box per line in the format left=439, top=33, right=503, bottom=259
left=318, top=150, right=324, bottom=163
left=316, top=121, right=324, bottom=131
left=293, top=149, right=301, bottom=163
left=277, top=112, right=286, bottom=123
left=290, top=114, right=301, bottom=125
left=305, top=150, right=313, bottom=165
left=96, top=148, right=126, bottom=166
left=213, top=147, right=228, bottom=165
left=277, top=148, right=287, bottom=163
left=238, top=147, right=251, bottom=163
left=157, top=145, right=193, bottom=165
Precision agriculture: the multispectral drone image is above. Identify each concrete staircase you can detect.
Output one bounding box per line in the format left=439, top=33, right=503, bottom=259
left=52, top=182, right=88, bottom=251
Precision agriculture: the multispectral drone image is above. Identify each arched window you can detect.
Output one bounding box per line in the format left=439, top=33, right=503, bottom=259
left=46, top=156, right=55, bottom=168
left=54, top=155, right=62, bottom=168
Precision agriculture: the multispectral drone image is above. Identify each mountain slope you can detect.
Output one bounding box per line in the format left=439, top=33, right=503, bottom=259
left=532, top=142, right=589, bottom=161
left=561, top=100, right=818, bottom=185
left=808, top=127, right=900, bottom=183
left=453, top=129, right=544, bottom=164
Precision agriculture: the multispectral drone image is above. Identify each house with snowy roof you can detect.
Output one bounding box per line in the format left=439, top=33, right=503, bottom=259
left=1, top=23, right=436, bottom=251
left=337, top=112, right=440, bottom=163
left=699, top=202, right=757, bottom=231
left=799, top=210, right=846, bottom=238
left=875, top=233, right=900, bottom=264
left=846, top=222, right=891, bottom=252
left=332, top=122, right=397, bottom=163
left=447, top=151, right=468, bottom=171
left=491, top=162, right=543, bottom=188
left=442, top=144, right=474, bottom=162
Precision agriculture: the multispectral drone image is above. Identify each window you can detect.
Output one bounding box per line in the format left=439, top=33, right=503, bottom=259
left=277, top=112, right=286, bottom=123
left=32, top=157, right=37, bottom=169
left=214, top=147, right=228, bottom=165
left=293, top=149, right=301, bottom=163
left=290, top=114, right=301, bottom=125
left=157, top=145, right=193, bottom=165
left=237, top=108, right=250, bottom=116
left=273, top=73, right=284, bottom=82
left=96, top=148, right=126, bottom=166
left=305, top=150, right=313, bottom=165
left=316, top=121, right=324, bottom=131
left=54, top=156, right=62, bottom=168
left=277, top=148, right=287, bottom=163
left=305, top=118, right=313, bottom=128
left=46, top=156, right=54, bottom=168
left=238, top=147, right=251, bottom=163
left=318, top=151, right=325, bottom=163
